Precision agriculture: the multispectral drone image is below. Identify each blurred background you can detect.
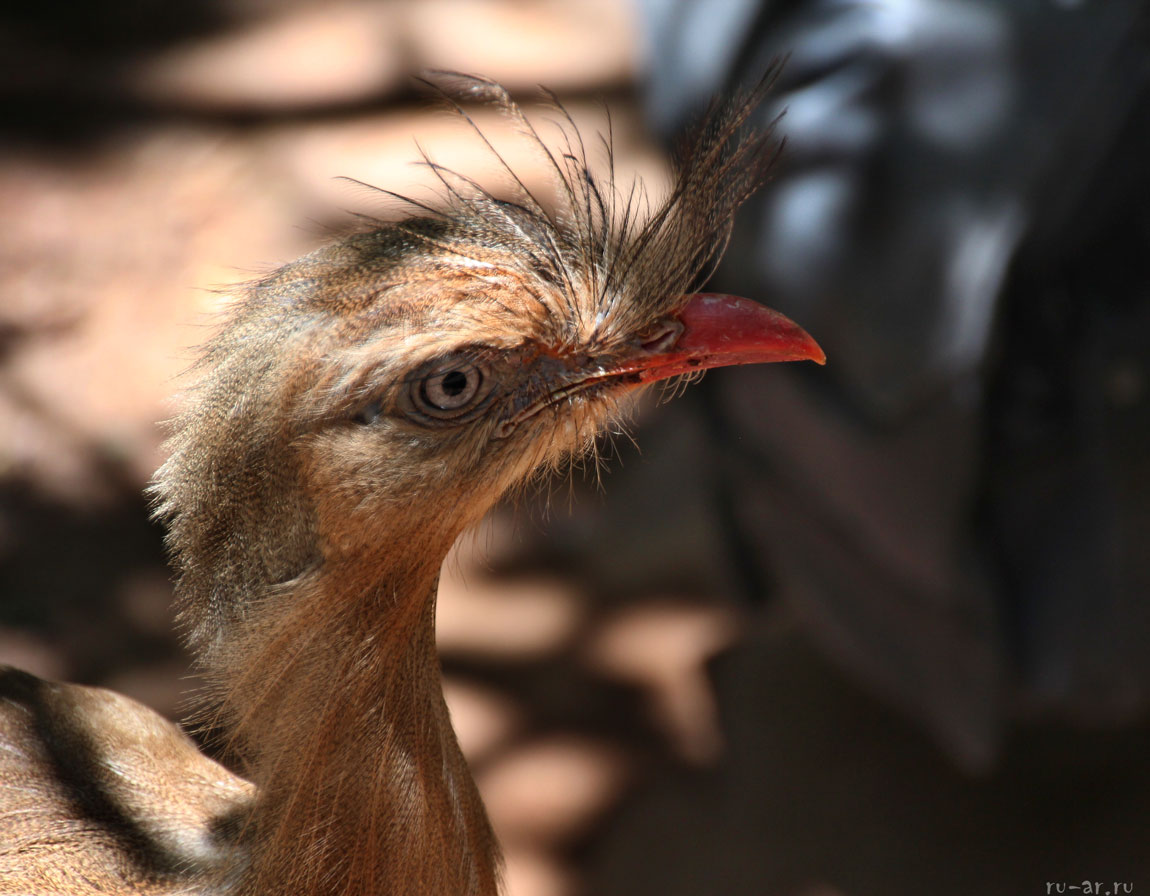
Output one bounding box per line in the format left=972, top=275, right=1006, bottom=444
left=1, top=1, right=1148, bottom=894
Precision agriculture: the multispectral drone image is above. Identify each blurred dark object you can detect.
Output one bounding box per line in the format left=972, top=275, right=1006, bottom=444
left=631, top=0, right=1150, bottom=768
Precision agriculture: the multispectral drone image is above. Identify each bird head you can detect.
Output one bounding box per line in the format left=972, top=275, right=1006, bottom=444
left=152, top=71, right=823, bottom=670
left=148, top=72, right=824, bottom=896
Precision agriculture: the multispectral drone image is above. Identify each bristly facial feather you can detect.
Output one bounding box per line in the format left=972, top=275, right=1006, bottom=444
left=151, top=68, right=784, bottom=673
left=147, top=69, right=786, bottom=896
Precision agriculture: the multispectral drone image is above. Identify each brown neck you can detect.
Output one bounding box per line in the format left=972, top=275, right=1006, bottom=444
left=222, top=561, right=500, bottom=896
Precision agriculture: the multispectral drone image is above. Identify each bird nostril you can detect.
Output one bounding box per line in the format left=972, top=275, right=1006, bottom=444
left=639, top=320, right=684, bottom=354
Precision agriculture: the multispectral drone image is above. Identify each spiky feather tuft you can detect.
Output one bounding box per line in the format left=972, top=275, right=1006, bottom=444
left=148, top=71, right=784, bottom=896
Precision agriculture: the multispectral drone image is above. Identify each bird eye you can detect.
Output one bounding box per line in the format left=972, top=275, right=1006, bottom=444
left=409, top=360, right=491, bottom=421
left=422, top=368, right=479, bottom=410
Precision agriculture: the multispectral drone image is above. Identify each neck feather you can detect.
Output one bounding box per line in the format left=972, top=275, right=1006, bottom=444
left=215, top=561, right=499, bottom=896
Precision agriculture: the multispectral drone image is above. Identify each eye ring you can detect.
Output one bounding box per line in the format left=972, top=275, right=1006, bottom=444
left=406, top=358, right=494, bottom=423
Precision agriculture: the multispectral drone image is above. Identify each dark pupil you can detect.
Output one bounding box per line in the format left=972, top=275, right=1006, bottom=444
left=441, top=370, right=470, bottom=397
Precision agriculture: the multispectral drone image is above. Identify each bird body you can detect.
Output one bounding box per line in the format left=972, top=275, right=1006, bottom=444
left=0, top=668, right=251, bottom=894
left=0, top=74, right=821, bottom=894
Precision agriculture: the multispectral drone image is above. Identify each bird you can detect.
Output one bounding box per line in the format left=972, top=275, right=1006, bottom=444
left=0, top=73, right=823, bottom=895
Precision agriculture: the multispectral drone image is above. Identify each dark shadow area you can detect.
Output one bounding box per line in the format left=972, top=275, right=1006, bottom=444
left=1, top=0, right=237, bottom=141
left=0, top=476, right=180, bottom=687
left=588, top=631, right=1150, bottom=896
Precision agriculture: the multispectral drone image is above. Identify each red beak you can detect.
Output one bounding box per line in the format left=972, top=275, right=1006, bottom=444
left=616, top=293, right=825, bottom=384
left=499, top=294, right=823, bottom=436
